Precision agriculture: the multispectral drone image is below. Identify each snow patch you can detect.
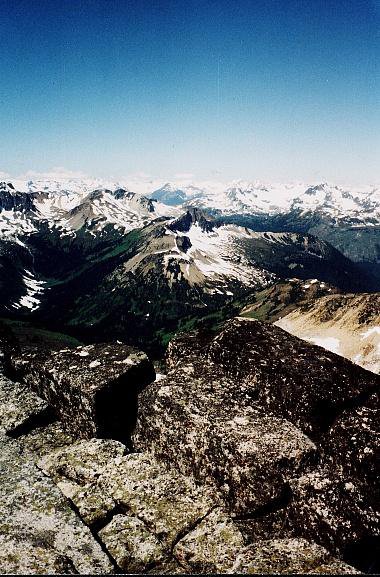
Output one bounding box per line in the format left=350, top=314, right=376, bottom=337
left=306, top=336, right=341, bottom=354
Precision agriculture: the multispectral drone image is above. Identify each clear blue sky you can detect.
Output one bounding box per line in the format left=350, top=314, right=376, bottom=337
left=0, top=0, right=379, bottom=183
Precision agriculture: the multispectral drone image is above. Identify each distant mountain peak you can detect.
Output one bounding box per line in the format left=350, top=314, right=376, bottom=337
left=0, top=182, right=35, bottom=212
left=0, top=181, right=16, bottom=192
left=168, top=207, right=215, bottom=233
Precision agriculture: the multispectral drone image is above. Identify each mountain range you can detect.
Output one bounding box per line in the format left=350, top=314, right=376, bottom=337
left=1, top=177, right=380, bottom=356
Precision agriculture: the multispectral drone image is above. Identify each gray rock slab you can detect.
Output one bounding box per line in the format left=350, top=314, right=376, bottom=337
left=231, top=538, right=359, bottom=574
left=0, top=375, right=50, bottom=435
left=0, top=434, right=113, bottom=574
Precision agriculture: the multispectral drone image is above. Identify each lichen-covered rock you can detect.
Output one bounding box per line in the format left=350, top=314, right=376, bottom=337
left=39, top=439, right=221, bottom=566
left=98, top=452, right=218, bottom=548
left=133, top=317, right=379, bottom=572
left=133, top=359, right=317, bottom=514
left=147, top=559, right=185, bottom=574
left=39, top=438, right=127, bottom=485
left=17, top=421, right=74, bottom=458
left=99, top=514, right=167, bottom=572
left=1, top=315, right=378, bottom=574
left=324, top=392, right=379, bottom=507
left=39, top=438, right=127, bottom=526
left=234, top=508, right=295, bottom=545
left=0, top=538, right=78, bottom=575
left=231, top=538, right=359, bottom=574
left=173, top=507, right=245, bottom=573
left=0, top=375, right=50, bottom=435
left=11, top=343, right=155, bottom=440
left=0, top=434, right=113, bottom=574
left=289, top=468, right=380, bottom=568
left=177, top=318, right=380, bottom=439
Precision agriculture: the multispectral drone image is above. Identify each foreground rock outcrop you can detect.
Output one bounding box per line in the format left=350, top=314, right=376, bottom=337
left=37, top=438, right=358, bottom=575
left=0, top=317, right=378, bottom=573
left=10, top=343, right=155, bottom=442
left=133, top=318, right=380, bottom=572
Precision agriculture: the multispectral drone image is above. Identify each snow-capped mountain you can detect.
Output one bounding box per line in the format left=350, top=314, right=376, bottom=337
left=0, top=181, right=176, bottom=241
left=2, top=163, right=380, bottom=362
left=150, top=182, right=206, bottom=206
left=9, top=207, right=363, bottom=354
left=2, top=176, right=380, bottom=290
left=3, top=176, right=380, bottom=226
left=289, top=183, right=380, bottom=224
left=183, top=180, right=380, bottom=223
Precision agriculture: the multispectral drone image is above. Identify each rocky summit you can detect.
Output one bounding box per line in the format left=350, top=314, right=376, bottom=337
left=0, top=317, right=378, bottom=574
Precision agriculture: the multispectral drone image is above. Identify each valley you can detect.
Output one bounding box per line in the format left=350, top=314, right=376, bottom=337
left=1, top=178, right=380, bottom=361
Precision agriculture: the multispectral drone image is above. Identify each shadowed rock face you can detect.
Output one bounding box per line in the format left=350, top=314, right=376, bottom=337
left=10, top=343, right=155, bottom=442
left=0, top=182, right=35, bottom=212
left=133, top=318, right=380, bottom=572
left=168, top=207, right=216, bottom=233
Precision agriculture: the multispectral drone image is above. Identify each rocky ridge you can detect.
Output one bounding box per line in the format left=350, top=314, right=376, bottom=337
left=0, top=318, right=378, bottom=573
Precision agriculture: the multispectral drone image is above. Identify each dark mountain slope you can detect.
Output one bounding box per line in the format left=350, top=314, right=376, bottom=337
left=218, top=210, right=380, bottom=289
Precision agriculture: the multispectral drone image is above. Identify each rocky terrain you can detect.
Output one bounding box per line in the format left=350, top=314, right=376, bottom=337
left=275, top=293, right=380, bottom=374
left=0, top=317, right=378, bottom=574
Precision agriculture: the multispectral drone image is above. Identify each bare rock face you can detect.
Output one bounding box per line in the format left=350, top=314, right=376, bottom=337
left=99, top=515, right=167, bottom=572
left=39, top=441, right=219, bottom=547
left=133, top=326, right=320, bottom=515
left=10, top=343, right=155, bottom=441
left=1, top=320, right=378, bottom=574
left=135, top=379, right=316, bottom=514
left=289, top=468, right=379, bottom=564
left=16, top=421, right=74, bottom=458
left=39, top=438, right=127, bottom=527
left=325, top=393, right=379, bottom=506
left=173, top=508, right=245, bottom=573
left=38, top=439, right=228, bottom=572
left=0, top=434, right=113, bottom=575
left=203, top=318, right=378, bottom=439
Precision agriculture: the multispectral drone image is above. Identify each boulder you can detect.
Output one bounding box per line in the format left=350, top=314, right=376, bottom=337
left=11, top=343, right=155, bottom=441
left=98, top=514, right=167, bottom=572
left=16, top=421, right=73, bottom=458
left=39, top=438, right=127, bottom=527
left=133, top=317, right=380, bottom=571
left=187, top=318, right=379, bottom=439
left=173, top=508, right=245, bottom=573
left=324, top=392, right=379, bottom=506
left=135, top=385, right=316, bottom=514
left=39, top=441, right=219, bottom=549
left=134, top=322, right=325, bottom=514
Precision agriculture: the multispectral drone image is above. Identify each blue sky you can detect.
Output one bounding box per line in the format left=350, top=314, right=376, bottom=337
left=0, top=0, right=379, bottom=183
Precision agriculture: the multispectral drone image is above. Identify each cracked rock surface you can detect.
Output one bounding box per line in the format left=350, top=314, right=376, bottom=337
left=0, top=317, right=378, bottom=573
left=0, top=434, right=113, bottom=574
left=134, top=318, right=380, bottom=572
